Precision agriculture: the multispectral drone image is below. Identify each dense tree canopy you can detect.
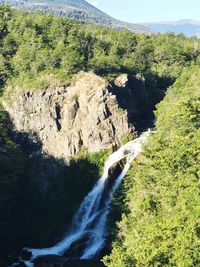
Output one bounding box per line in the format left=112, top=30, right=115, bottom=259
left=0, top=4, right=200, bottom=94
left=104, top=67, right=200, bottom=267
left=0, top=5, right=199, bottom=267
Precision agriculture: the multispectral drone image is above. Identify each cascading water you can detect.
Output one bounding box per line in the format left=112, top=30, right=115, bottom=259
left=23, top=130, right=150, bottom=266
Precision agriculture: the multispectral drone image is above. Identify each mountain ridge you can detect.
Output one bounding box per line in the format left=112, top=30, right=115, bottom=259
left=0, top=0, right=152, bottom=34
left=144, top=19, right=200, bottom=25
left=145, top=19, right=200, bottom=36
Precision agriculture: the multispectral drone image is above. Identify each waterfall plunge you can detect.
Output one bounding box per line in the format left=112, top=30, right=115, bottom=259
left=25, top=130, right=150, bottom=264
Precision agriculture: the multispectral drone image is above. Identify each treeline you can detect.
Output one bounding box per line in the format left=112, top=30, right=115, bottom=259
left=0, top=4, right=200, bottom=95
left=0, top=5, right=200, bottom=266
left=104, top=67, right=200, bottom=266
left=0, top=0, right=149, bottom=34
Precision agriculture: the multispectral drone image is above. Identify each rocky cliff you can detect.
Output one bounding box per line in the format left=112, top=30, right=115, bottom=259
left=3, top=72, right=149, bottom=160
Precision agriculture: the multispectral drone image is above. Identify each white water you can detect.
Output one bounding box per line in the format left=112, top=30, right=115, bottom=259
left=25, top=130, right=150, bottom=264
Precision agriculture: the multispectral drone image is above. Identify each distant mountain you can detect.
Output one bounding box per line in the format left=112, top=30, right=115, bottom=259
left=145, top=20, right=200, bottom=37
left=0, top=0, right=152, bottom=34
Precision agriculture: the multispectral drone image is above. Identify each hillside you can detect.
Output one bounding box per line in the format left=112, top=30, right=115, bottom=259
left=0, top=5, right=200, bottom=267
left=0, top=0, right=151, bottom=34
left=145, top=20, right=200, bottom=37
left=104, top=66, right=200, bottom=267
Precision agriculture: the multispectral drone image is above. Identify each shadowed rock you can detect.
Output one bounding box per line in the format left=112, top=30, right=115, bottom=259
left=3, top=72, right=137, bottom=160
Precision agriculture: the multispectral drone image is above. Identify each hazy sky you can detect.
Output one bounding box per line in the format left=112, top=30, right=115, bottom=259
left=87, top=0, right=200, bottom=23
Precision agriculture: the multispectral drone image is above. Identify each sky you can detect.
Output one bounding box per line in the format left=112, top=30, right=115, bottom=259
left=87, top=0, right=200, bottom=23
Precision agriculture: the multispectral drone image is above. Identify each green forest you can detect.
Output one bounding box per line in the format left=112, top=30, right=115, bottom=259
left=104, top=67, right=200, bottom=267
left=0, top=4, right=199, bottom=267
left=1, top=4, right=200, bottom=95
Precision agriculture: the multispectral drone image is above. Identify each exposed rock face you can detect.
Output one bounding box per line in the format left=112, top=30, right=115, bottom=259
left=3, top=72, right=149, bottom=160
left=113, top=74, right=149, bottom=123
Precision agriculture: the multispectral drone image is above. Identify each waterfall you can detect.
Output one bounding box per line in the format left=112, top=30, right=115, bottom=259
left=24, top=130, right=150, bottom=265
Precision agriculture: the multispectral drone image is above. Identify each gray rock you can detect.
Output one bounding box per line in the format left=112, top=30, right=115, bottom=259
left=3, top=72, right=148, bottom=160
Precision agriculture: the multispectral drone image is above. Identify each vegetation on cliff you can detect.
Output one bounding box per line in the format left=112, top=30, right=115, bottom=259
left=0, top=106, right=109, bottom=265
left=0, top=4, right=200, bottom=267
left=104, top=67, right=200, bottom=267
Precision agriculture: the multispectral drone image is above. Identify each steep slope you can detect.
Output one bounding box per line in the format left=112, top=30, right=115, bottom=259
left=145, top=20, right=200, bottom=37
left=0, top=106, right=110, bottom=267
left=2, top=72, right=149, bottom=160
left=0, top=0, right=152, bottom=34
left=104, top=67, right=200, bottom=266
